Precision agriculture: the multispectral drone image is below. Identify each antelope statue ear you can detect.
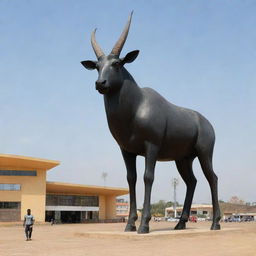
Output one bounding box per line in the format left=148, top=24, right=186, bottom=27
left=81, top=60, right=97, bottom=70
left=121, top=50, right=139, bottom=64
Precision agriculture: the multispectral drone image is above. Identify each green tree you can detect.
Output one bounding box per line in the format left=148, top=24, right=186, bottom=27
left=150, top=200, right=177, bottom=217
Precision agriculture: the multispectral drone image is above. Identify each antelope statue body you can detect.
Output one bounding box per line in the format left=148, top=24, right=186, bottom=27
left=81, top=13, right=221, bottom=233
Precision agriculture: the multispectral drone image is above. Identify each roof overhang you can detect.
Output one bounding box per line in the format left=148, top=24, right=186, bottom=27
left=46, top=181, right=129, bottom=196
left=0, top=154, right=60, bottom=171
left=166, top=204, right=213, bottom=211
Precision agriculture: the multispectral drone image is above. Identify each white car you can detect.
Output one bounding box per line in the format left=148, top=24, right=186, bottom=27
left=167, top=217, right=179, bottom=222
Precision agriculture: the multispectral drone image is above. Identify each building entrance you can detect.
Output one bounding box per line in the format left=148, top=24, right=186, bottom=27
left=45, top=210, right=98, bottom=223
left=61, top=211, right=81, bottom=223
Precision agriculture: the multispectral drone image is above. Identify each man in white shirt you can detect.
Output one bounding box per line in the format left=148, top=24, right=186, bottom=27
left=23, top=209, right=34, bottom=241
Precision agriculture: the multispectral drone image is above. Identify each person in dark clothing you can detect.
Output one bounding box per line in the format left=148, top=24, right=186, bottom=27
left=23, top=209, right=34, bottom=241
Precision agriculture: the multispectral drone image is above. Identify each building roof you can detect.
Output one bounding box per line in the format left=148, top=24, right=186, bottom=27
left=220, top=202, right=256, bottom=214
left=0, top=154, right=60, bottom=171
left=166, top=204, right=213, bottom=211
left=46, top=181, right=129, bottom=196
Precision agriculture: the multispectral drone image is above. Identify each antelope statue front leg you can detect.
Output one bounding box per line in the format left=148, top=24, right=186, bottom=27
left=121, top=150, right=138, bottom=232
left=138, top=143, right=158, bottom=234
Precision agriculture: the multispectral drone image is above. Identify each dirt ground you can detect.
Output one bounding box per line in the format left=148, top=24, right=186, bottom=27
left=0, top=221, right=256, bottom=256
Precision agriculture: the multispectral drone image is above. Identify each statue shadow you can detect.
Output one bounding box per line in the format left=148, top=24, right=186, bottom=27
left=151, top=227, right=194, bottom=232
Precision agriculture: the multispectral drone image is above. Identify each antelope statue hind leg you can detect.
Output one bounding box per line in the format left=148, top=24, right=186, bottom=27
left=174, top=157, right=197, bottom=230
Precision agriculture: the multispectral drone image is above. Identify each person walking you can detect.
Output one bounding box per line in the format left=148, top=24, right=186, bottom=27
left=23, top=209, right=34, bottom=241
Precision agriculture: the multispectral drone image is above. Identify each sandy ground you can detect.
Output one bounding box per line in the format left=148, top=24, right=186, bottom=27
left=0, top=221, right=256, bottom=256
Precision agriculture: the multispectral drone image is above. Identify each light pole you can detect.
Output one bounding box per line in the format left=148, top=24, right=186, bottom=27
left=172, top=178, right=179, bottom=218
left=102, top=172, right=108, bottom=187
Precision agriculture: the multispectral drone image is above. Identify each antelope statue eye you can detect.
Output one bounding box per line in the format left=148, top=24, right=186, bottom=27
left=112, top=61, right=120, bottom=67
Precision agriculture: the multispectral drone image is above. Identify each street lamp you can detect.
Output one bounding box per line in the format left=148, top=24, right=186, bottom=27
left=172, top=178, right=179, bottom=218
left=102, top=172, right=108, bottom=187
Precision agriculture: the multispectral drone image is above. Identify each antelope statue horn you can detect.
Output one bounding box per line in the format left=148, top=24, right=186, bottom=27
left=110, top=11, right=133, bottom=56
left=91, top=29, right=105, bottom=59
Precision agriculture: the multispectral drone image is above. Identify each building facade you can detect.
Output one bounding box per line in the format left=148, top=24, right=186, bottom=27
left=116, top=198, right=129, bottom=219
left=165, top=203, right=256, bottom=221
left=0, top=154, right=128, bottom=222
left=165, top=204, right=213, bottom=219
left=220, top=202, right=256, bottom=221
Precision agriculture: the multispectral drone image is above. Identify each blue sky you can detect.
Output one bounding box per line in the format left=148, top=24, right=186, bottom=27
left=0, top=0, right=255, bottom=206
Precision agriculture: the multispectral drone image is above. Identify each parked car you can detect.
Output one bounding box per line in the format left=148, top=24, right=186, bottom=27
left=167, top=217, right=180, bottom=222
left=197, top=217, right=206, bottom=221
left=189, top=216, right=197, bottom=223
left=242, top=216, right=254, bottom=222
left=225, top=217, right=240, bottom=222
left=153, top=217, right=163, bottom=222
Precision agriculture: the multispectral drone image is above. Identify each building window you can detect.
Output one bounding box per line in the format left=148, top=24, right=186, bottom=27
left=0, top=184, right=21, bottom=191
left=116, top=198, right=125, bottom=203
left=46, top=195, right=99, bottom=207
left=203, top=211, right=208, bottom=214
left=0, top=202, right=21, bottom=209
left=0, top=170, right=37, bottom=176
left=191, top=211, right=197, bottom=215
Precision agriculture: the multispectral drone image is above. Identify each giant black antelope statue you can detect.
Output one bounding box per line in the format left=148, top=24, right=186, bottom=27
left=81, top=12, right=221, bottom=233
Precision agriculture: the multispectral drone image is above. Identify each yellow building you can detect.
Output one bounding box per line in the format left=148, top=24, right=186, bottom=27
left=0, top=154, right=128, bottom=222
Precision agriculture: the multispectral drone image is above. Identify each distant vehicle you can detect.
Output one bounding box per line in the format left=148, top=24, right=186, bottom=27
left=225, top=217, right=234, bottom=222
left=225, top=216, right=241, bottom=222
left=167, top=217, right=179, bottom=222
left=241, top=216, right=254, bottom=222
left=189, top=216, right=197, bottom=223
left=197, top=217, right=206, bottom=221
left=153, top=217, right=162, bottom=222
